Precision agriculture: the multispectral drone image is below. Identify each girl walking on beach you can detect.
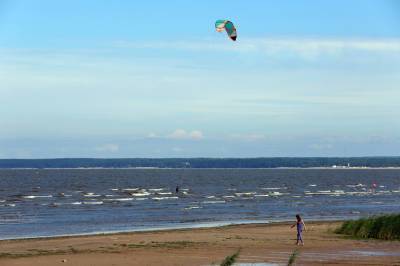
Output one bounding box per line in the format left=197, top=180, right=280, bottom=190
left=291, top=214, right=306, bottom=245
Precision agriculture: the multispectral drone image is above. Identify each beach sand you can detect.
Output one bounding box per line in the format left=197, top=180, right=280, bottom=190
left=1, top=221, right=399, bottom=265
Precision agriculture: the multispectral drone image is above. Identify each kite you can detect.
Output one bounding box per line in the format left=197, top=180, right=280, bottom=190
left=215, top=20, right=237, bottom=41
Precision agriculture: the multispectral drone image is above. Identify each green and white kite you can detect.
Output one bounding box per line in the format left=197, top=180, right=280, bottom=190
left=215, top=20, right=237, bottom=41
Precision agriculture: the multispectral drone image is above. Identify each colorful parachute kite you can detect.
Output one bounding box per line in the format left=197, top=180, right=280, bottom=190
left=215, top=20, right=237, bottom=41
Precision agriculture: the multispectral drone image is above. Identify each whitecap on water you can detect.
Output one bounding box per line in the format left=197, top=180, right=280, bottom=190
left=202, top=200, right=226, bottom=204
left=235, top=192, right=256, bottom=197
left=83, top=201, right=103, bottom=205
left=122, top=188, right=140, bottom=192
left=23, top=195, right=53, bottom=199
left=270, top=191, right=288, bottom=196
left=345, top=191, right=369, bottom=195
left=376, top=190, right=391, bottom=194
left=347, top=183, right=366, bottom=188
left=148, top=188, right=164, bottom=192
left=156, top=192, right=172, bottom=195
left=130, top=192, right=151, bottom=197
left=261, top=187, right=287, bottom=190
left=305, top=190, right=345, bottom=196
left=104, top=198, right=133, bottom=202
left=184, top=206, right=202, bottom=210
left=83, top=193, right=101, bottom=197
left=152, top=197, right=178, bottom=201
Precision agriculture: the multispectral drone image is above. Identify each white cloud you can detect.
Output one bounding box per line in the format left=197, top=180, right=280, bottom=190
left=252, top=38, right=400, bottom=58
left=188, top=130, right=204, bottom=140
left=95, top=143, right=119, bottom=153
left=114, top=38, right=400, bottom=59
left=167, top=129, right=204, bottom=140
left=147, top=132, right=158, bottom=138
left=1, top=37, right=399, bottom=149
left=168, top=129, right=187, bottom=139
left=229, top=133, right=266, bottom=142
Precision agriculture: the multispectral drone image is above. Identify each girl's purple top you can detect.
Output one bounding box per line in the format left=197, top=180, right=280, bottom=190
left=297, top=220, right=303, bottom=232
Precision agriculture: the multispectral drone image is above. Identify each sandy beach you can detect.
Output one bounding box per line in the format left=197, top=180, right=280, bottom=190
left=1, top=221, right=399, bottom=265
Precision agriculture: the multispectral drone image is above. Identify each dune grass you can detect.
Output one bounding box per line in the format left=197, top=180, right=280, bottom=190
left=287, top=249, right=299, bottom=266
left=335, top=214, right=400, bottom=240
left=220, top=249, right=241, bottom=266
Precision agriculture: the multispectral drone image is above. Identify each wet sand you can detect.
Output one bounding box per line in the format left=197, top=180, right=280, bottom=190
left=1, top=221, right=399, bottom=265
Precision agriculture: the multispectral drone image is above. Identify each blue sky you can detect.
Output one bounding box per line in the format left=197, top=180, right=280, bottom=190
left=0, top=0, right=399, bottom=158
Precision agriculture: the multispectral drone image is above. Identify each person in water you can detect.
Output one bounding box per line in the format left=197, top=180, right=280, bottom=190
left=175, top=185, right=179, bottom=193
left=291, top=214, right=306, bottom=245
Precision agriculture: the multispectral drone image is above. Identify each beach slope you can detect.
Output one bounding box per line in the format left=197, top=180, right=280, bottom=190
left=1, top=222, right=399, bottom=265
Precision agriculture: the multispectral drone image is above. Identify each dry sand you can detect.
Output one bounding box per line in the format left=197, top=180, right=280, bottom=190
left=0, top=221, right=399, bottom=265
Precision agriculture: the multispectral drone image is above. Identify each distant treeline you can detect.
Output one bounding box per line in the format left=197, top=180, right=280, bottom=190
left=0, top=157, right=400, bottom=169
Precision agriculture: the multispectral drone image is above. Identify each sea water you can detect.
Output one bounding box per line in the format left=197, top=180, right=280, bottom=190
left=0, top=168, right=399, bottom=239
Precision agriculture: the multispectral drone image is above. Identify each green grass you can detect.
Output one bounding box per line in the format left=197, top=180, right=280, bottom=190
left=124, top=240, right=201, bottom=249
left=287, top=249, right=299, bottom=266
left=220, top=249, right=241, bottom=266
left=335, top=214, right=400, bottom=240
left=0, top=249, right=68, bottom=259
left=0, top=246, right=123, bottom=259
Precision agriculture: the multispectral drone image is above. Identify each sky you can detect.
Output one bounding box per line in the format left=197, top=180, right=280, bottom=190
left=0, top=0, right=400, bottom=158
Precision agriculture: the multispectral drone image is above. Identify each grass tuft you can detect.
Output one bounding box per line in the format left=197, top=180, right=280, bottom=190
left=287, top=249, right=299, bottom=266
left=335, top=214, right=400, bottom=240
left=220, top=248, right=241, bottom=266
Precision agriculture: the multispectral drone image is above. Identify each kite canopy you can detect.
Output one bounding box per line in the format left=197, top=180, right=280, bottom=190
left=215, top=20, right=237, bottom=41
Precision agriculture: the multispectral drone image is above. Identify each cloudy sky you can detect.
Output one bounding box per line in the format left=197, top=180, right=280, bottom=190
left=0, top=0, right=399, bottom=158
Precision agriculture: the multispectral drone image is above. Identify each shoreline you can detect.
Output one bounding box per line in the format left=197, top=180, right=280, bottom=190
left=2, top=167, right=400, bottom=170
left=1, top=220, right=399, bottom=265
left=0, top=218, right=348, bottom=242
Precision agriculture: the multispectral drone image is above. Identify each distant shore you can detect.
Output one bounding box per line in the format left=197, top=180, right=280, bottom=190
left=1, top=221, right=399, bottom=266
left=2, top=166, right=400, bottom=170
left=1, top=157, right=400, bottom=169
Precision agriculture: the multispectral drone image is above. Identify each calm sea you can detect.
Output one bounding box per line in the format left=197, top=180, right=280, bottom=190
left=0, top=168, right=399, bottom=239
